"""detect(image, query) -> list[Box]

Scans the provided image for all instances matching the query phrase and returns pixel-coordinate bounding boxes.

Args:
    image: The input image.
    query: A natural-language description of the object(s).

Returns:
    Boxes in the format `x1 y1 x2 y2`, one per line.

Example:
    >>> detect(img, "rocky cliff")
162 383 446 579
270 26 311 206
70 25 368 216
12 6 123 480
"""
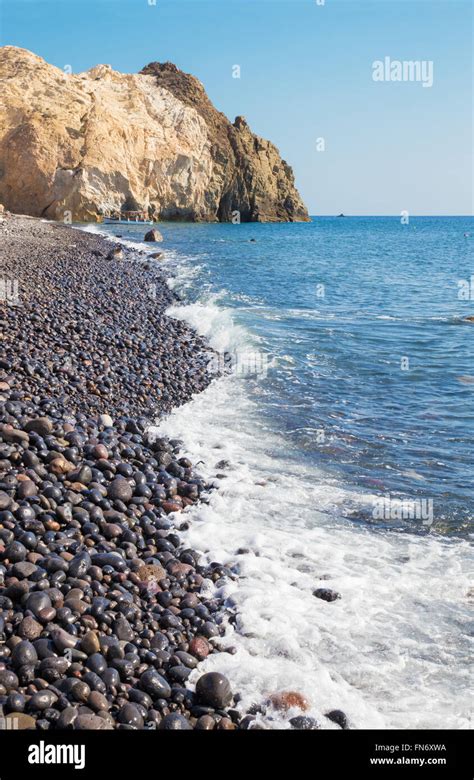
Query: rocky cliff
0 47 309 223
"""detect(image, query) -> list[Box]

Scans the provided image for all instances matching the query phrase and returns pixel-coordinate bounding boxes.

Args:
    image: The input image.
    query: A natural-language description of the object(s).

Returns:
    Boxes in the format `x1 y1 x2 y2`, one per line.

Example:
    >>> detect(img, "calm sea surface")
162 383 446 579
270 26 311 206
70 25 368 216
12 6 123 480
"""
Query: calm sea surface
101 216 474 533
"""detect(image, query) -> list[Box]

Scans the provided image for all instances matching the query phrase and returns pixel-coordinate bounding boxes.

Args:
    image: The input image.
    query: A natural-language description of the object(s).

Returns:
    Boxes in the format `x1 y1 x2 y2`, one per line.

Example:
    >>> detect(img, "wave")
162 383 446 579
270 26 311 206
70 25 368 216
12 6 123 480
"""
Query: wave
148 254 473 730
153 368 472 730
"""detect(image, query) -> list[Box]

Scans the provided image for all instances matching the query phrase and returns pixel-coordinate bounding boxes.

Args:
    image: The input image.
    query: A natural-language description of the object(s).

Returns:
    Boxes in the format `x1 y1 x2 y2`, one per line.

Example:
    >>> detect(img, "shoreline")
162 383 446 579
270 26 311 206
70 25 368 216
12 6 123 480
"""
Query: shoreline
0 214 344 731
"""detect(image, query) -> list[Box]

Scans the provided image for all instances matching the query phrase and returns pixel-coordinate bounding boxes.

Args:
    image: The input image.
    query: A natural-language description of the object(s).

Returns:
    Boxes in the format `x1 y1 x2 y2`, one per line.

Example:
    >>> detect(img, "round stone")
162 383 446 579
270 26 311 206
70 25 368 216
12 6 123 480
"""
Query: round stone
86 653 107 676
0 491 12 510
88 691 109 713
27 689 58 711
17 480 37 499
107 477 133 503
195 672 232 709
118 703 144 728
313 588 341 602
195 715 215 730
24 417 53 437
26 591 52 617
18 616 43 641
0 670 19 692
92 444 109 459
289 716 320 730
325 709 349 729
74 714 113 730
51 627 78 652
80 630 101 655
139 669 171 699
11 640 38 668
188 636 210 661
268 691 310 712
57 707 79 729
159 713 192 730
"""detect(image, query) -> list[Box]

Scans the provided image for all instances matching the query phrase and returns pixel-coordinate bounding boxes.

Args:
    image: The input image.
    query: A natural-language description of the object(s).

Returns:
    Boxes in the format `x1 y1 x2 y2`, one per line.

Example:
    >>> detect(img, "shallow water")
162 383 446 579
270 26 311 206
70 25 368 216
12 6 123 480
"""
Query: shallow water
80 217 473 729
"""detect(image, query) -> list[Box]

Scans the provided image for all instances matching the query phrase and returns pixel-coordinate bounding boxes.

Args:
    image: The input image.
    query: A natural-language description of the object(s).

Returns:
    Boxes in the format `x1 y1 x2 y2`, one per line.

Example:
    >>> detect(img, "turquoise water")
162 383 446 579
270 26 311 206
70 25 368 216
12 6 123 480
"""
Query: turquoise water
105 216 473 535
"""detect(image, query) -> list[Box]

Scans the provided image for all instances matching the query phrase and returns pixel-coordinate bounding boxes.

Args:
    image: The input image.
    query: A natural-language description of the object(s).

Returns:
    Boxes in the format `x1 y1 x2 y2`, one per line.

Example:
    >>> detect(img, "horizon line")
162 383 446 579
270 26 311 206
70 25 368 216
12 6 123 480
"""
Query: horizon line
311 214 473 218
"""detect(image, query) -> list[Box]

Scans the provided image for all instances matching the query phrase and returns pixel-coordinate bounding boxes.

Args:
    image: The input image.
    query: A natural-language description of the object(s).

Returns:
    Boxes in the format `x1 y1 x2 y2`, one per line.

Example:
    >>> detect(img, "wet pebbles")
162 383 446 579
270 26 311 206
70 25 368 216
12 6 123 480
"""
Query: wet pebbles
0 217 241 730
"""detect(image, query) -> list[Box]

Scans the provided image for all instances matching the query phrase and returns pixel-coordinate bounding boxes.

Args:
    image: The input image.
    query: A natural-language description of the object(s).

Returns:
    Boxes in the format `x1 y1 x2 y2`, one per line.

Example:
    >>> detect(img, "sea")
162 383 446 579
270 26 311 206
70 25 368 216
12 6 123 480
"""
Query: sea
81 216 473 729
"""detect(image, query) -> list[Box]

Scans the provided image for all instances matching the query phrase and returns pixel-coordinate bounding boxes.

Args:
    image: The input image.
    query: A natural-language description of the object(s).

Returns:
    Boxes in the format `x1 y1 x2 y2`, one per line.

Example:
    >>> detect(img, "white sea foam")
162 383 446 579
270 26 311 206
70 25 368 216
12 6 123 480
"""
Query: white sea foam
149 278 473 731
76 223 169 256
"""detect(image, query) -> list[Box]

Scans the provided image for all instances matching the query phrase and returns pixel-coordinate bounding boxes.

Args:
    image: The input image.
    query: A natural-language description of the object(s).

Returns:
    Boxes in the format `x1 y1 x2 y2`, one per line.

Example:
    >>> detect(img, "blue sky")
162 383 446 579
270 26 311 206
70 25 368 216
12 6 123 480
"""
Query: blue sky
1 0 472 215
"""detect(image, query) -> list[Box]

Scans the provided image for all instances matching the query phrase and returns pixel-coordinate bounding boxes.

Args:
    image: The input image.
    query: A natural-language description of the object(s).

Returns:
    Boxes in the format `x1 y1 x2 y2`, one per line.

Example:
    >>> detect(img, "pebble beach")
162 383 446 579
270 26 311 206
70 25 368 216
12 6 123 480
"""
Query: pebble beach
0 215 249 731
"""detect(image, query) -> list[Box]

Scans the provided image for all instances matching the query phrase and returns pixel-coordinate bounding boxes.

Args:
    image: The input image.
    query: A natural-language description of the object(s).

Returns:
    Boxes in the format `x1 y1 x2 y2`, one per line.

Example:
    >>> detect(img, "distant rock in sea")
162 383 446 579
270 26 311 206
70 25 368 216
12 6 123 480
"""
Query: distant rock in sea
0 47 309 223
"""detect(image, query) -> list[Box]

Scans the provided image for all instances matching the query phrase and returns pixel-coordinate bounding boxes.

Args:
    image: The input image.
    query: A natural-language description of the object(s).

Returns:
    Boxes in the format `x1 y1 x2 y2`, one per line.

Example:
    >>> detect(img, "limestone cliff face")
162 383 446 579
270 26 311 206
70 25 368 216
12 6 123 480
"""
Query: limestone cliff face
0 47 309 223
